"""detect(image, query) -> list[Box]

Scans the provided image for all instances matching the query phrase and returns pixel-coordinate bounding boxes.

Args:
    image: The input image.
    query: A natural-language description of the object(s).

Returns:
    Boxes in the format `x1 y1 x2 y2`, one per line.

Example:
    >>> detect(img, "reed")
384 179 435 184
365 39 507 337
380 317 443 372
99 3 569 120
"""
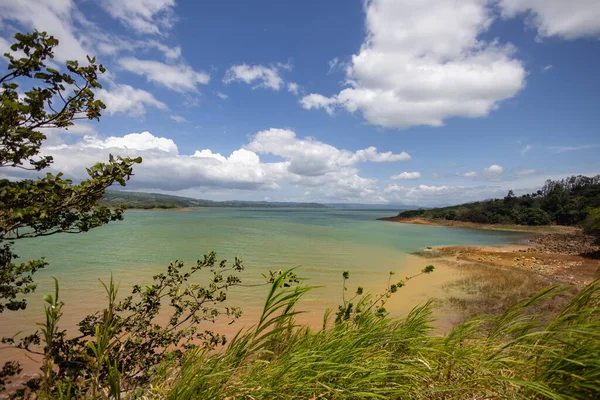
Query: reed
148 273 600 399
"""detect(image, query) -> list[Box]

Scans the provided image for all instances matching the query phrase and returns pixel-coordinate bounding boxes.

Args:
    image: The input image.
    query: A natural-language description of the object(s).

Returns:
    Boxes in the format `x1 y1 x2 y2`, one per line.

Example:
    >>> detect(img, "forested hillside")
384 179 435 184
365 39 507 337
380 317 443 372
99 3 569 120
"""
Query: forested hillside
394 175 600 227
100 190 328 209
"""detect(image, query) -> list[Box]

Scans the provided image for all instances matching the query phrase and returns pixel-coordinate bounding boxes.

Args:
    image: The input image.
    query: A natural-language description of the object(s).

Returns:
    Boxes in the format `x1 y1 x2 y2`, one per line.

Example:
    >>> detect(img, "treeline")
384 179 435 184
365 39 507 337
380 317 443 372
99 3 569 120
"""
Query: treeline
397 175 600 226
100 190 328 209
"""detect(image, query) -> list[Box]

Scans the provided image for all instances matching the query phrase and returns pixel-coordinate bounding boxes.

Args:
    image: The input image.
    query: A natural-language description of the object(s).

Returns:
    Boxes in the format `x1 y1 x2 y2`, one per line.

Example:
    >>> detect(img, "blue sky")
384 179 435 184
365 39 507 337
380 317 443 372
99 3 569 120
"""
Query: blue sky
1 0 599 205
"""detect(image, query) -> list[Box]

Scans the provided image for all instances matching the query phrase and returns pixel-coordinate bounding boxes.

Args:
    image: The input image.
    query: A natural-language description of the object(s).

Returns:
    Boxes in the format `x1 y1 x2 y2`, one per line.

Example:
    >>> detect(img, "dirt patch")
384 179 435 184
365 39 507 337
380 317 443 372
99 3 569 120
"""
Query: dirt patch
430 232 599 287
413 231 599 321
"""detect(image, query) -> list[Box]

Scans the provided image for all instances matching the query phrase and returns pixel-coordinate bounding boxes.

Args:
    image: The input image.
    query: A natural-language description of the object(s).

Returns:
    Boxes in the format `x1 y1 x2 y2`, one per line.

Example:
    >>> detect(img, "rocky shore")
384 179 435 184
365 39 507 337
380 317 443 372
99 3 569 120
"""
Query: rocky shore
427 231 599 286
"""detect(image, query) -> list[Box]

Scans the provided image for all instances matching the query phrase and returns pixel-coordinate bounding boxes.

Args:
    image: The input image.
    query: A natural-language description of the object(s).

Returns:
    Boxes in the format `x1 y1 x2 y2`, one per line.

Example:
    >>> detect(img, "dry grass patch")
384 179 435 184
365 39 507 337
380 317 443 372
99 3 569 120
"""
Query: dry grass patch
443 262 577 321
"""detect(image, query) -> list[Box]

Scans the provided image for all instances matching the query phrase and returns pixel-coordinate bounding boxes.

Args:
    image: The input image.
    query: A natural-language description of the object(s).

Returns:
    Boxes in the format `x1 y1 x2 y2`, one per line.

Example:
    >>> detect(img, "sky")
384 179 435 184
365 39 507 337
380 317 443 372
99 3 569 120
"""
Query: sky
0 0 599 206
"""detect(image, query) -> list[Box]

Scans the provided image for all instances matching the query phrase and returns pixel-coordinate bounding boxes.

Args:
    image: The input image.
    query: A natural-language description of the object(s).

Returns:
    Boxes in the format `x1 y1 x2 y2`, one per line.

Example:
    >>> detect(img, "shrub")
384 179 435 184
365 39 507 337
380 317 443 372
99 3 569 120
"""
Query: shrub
583 208 600 244
516 208 552 226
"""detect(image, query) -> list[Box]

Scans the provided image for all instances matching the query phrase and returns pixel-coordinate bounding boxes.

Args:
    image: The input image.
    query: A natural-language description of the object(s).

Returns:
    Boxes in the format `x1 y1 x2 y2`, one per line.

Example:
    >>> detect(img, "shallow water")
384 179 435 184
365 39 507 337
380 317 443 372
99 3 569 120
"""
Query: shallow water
1 208 526 368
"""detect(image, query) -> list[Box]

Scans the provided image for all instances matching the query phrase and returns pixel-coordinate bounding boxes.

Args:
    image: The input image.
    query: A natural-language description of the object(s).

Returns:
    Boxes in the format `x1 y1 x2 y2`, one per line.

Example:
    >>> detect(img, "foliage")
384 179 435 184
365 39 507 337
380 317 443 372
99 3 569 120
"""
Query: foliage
0 30 141 314
2 252 249 397
396 175 600 227
149 276 600 400
583 208 600 244
0 30 141 392
336 266 435 324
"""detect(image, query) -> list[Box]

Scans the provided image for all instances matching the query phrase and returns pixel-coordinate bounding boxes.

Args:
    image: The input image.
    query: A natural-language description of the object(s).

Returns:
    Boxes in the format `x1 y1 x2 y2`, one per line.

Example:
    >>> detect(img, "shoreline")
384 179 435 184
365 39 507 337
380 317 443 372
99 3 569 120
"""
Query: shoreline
378 216 577 234
407 230 599 324
414 231 599 287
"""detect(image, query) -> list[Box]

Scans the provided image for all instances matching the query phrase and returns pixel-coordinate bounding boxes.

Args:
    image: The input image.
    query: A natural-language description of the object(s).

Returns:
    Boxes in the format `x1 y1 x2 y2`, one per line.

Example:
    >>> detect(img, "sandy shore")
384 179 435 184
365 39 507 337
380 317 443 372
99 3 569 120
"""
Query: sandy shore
378 216 578 234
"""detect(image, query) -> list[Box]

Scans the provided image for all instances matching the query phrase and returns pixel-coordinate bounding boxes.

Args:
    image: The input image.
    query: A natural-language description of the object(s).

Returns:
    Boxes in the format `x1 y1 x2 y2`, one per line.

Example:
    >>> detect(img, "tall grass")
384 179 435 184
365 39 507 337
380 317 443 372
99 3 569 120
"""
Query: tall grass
144 271 600 399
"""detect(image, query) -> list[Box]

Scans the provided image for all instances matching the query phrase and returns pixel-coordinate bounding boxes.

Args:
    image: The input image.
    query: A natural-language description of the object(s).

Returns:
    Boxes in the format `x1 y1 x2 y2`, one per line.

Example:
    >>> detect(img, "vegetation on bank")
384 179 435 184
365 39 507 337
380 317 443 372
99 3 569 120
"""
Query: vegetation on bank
100 190 328 209
149 274 600 400
393 175 600 231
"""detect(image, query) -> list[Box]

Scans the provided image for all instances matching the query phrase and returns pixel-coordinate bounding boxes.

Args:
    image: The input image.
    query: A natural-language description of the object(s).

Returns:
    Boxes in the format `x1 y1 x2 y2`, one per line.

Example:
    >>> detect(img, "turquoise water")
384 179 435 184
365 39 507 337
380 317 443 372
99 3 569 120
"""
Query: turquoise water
2 208 526 338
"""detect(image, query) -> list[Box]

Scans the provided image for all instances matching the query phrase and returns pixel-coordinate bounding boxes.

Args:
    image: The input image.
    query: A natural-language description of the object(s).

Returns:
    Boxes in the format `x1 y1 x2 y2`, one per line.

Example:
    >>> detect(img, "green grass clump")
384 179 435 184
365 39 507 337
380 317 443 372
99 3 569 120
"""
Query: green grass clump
145 271 600 400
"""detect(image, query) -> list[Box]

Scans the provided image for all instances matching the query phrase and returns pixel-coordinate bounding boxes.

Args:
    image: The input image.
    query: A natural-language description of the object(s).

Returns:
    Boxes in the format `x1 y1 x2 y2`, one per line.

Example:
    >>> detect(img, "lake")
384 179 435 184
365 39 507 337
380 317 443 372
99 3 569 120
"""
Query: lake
1 208 526 364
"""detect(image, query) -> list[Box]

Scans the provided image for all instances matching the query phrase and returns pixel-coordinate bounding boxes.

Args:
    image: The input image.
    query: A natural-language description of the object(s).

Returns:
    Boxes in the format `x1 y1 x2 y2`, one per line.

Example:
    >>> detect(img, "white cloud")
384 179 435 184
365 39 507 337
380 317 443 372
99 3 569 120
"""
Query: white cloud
516 169 537 176
170 115 188 123
223 64 286 91
484 164 504 174
144 40 182 60
542 65 553 72
19 129 592 206
287 82 300 95
498 0 600 39
464 171 478 177
42 134 277 191
0 36 13 59
98 84 168 117
118 57 210 93
520 144 532 156
353 147 411 162
548 144 599 153
62 123 98 135
90 131 178 153
384 184 467 205
0 0 90 62
216 92 229 100
29 129 409 198
245 128 410 178
99 0 176 35
301 0 526 129
390 172 421 180
300 94 337 115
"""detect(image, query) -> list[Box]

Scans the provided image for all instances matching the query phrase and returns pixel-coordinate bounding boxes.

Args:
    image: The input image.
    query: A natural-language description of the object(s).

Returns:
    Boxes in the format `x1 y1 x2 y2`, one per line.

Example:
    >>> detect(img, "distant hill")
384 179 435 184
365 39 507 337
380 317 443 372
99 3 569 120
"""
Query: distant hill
383 175 600 227
326 203 422 211
100 191 328 209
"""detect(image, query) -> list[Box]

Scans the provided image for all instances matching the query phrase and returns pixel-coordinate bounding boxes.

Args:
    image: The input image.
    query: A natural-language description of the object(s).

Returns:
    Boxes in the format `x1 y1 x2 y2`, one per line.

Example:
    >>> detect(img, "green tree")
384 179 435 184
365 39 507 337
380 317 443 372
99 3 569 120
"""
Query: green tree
583 208 600 244
0 31 141 314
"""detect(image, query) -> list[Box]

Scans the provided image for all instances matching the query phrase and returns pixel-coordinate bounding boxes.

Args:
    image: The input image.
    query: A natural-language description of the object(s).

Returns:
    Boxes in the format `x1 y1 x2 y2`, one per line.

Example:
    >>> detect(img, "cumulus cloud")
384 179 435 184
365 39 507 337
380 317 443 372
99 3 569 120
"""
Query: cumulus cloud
390 172 421 180
118 57 210 93
223 64 287 91
245 128 410 177
98 84 168 117
215 92 229 100
14 129 586 205
99 0 177 35
498 0 600 39
484 164 505 175
41 132 279 191
30 129 409 198
300 0 526 129
464 171 478 177
300 94 338 115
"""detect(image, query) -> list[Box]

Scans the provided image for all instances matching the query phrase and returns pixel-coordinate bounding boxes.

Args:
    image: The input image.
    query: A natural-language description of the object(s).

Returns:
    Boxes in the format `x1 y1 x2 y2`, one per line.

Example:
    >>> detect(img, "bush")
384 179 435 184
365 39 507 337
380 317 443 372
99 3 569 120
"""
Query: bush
583 208 600 244
516 208 552 226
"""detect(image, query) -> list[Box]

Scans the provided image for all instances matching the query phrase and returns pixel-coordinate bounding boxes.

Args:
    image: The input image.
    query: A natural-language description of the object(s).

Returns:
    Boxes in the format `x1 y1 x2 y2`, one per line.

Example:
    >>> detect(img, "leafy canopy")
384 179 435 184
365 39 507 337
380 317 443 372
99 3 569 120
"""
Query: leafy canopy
0 30 141 313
